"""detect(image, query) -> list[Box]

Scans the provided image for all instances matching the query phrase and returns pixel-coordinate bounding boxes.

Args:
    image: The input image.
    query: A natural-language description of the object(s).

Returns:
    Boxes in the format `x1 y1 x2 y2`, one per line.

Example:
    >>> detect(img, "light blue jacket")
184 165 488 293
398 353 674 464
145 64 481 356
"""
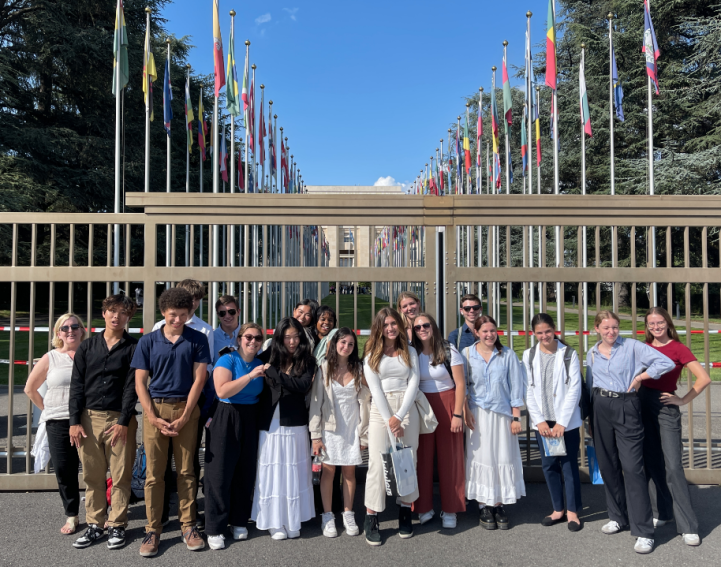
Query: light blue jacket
461 344 527 419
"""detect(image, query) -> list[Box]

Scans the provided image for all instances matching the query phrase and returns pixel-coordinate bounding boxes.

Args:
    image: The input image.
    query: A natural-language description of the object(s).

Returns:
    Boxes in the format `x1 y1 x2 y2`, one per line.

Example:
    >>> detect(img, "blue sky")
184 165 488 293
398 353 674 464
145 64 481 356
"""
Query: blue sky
164 0 551 189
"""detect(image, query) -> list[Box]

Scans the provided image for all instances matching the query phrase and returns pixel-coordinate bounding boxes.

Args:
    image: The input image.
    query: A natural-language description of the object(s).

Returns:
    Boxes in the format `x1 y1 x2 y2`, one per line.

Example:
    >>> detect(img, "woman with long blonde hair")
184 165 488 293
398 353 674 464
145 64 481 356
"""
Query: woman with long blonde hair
397 291 421 342
642 307 709 547
362 307 420 546
25 313 88 535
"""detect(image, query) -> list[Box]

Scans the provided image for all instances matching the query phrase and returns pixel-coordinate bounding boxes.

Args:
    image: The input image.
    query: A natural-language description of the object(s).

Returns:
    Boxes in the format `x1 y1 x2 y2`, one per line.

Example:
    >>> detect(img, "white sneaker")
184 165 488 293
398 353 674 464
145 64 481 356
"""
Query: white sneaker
342 511 360 536
440 512 457 529
286 528 301 539
634 537 654 554
683 533 701 546
207 534 225 550
602 520 622 534
322 512 338 538
231 526 248 540
653 518 668 527
418 510 435 525
269 527 287 541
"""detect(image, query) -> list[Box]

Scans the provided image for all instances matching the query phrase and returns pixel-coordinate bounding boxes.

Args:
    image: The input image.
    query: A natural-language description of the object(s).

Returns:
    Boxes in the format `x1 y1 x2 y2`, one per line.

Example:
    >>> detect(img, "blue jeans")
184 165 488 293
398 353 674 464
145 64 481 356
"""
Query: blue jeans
535 426 582 513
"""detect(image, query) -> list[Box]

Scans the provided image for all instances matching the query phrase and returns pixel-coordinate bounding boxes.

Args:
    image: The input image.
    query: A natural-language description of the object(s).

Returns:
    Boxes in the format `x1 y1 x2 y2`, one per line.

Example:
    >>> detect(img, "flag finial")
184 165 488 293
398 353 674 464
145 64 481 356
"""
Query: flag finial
457 116 461 120
260 84 264 89
245 40 250 46
269 100 273 106
274 114 277 119
492 66 497 71
581 43 585 49
230 9 236 16
145 6 151 13
527 11 532 18
186 64 191 69
535 85 540 92
608 12 614 19
440 139 443 143
480 87 484 92
251 64 256 70
166 37 171 44
466 102 470 108
503 40 508 47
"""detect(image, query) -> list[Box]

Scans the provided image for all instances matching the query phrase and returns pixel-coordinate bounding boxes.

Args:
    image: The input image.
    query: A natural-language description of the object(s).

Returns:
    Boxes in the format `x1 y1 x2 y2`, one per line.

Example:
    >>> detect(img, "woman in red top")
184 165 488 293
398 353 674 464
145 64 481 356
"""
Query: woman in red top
642 307 710 547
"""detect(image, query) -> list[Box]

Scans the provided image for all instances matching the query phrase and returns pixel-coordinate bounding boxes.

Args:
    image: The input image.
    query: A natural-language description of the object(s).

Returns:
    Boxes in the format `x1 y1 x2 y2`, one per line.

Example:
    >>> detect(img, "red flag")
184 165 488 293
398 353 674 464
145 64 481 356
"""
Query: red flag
212 0 225 97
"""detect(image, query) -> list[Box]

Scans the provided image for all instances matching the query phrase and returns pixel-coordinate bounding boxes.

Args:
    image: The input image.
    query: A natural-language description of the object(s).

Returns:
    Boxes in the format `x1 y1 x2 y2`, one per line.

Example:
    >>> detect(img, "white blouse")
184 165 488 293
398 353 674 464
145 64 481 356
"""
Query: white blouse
40 350 74 423
363 347 420 422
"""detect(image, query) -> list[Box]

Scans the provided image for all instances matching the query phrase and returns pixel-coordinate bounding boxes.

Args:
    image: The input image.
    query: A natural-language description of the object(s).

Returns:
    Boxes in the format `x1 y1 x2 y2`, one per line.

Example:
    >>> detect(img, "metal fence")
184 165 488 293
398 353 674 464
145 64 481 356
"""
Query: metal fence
1 193 719 489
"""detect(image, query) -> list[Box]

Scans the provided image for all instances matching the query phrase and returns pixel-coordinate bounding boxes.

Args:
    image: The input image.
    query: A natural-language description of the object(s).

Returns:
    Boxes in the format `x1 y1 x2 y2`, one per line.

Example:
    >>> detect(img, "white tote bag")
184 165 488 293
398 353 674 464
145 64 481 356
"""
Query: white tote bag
381 425 417 498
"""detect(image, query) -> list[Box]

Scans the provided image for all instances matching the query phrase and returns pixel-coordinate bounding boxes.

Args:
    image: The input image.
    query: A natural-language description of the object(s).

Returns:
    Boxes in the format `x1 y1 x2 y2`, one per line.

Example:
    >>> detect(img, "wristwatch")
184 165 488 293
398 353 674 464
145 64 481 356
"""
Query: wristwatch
453 413 463 419
512 417 520 422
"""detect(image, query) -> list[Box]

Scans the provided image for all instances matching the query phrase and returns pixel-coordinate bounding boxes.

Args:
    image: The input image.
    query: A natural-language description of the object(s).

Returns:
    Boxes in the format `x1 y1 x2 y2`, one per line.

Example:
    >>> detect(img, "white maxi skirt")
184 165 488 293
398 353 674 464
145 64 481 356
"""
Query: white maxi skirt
465 405 526 505
251 412 315 532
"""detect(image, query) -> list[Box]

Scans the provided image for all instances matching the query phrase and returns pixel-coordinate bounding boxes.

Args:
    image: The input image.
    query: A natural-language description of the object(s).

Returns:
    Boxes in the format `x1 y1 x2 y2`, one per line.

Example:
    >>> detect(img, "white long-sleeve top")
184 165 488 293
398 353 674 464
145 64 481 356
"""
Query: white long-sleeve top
363 346 420 422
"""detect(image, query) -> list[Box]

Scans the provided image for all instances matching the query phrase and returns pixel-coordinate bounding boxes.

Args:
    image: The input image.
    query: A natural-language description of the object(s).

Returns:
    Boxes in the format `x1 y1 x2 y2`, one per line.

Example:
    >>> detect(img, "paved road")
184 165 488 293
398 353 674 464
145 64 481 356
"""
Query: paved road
1 482 720 567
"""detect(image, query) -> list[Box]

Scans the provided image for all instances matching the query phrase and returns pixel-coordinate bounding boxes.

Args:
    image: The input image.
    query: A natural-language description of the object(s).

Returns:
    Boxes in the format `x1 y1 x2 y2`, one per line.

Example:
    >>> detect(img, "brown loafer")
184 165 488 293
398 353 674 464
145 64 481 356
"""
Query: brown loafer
182 526 205 551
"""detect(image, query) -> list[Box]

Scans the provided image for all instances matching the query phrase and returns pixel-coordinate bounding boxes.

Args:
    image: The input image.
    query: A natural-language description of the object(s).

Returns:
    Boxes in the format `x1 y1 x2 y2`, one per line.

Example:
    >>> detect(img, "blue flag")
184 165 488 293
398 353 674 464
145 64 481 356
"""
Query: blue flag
612 47 625 122
163 57 172 136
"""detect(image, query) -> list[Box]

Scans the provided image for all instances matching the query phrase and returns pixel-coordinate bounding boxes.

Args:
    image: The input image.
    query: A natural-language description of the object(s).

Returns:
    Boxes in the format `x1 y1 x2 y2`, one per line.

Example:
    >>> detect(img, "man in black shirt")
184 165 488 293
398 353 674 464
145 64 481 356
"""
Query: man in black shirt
68 295 138 550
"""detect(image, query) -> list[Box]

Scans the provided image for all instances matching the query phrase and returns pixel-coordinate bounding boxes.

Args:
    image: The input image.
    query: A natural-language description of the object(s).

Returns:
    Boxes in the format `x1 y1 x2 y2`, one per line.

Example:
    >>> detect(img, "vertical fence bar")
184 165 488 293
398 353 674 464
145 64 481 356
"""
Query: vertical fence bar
6 225 18 473
106 224 111 298
26 224 37 473
262 225 267 334
595 227 600 313
701 227 711 468
666 227 672 314
683 226 693 468
631 227 637 339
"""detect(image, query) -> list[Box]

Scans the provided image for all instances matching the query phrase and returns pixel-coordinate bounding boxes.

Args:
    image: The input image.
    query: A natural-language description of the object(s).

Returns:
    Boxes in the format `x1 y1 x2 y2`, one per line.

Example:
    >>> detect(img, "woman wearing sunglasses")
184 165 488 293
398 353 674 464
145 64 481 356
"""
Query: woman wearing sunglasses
410 314 466 529
252 317 317 540
642 307 709 547
462 315 526 530
205 323 268 549
26 313 88 535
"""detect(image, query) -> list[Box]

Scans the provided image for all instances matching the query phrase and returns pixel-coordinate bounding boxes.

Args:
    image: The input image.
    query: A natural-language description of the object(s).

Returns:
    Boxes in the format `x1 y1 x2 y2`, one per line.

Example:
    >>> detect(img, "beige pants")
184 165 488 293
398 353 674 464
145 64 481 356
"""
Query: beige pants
78 410 137 527
143 400 200 533
364 391 420 512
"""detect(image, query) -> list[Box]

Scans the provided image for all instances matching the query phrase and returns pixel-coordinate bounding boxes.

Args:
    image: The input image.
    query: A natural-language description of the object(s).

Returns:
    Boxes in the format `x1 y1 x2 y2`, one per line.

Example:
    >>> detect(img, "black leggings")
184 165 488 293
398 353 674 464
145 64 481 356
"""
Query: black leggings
46 419 81 517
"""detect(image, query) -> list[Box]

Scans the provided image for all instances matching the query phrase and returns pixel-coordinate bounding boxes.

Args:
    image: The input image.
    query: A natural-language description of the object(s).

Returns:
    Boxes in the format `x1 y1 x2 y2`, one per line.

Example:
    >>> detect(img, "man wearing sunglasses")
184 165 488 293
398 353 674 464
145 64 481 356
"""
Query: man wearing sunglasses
448 293 483 351
213 295 241 365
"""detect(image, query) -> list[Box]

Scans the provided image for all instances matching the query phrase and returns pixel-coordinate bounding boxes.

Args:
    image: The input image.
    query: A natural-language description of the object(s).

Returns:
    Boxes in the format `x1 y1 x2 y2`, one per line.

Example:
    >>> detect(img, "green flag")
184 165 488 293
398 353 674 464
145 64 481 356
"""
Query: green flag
225 20 240 116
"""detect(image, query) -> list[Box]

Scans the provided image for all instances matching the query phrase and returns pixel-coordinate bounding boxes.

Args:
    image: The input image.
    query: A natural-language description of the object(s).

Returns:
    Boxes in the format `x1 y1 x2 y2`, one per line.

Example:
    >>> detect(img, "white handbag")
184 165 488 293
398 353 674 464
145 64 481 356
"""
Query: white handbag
381 425 417 498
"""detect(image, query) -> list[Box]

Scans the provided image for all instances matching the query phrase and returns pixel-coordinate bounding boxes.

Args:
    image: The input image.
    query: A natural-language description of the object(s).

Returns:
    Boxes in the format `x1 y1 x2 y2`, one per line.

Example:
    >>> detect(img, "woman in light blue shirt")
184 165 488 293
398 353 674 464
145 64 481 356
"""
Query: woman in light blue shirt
585 310 674 555
462 315 526 531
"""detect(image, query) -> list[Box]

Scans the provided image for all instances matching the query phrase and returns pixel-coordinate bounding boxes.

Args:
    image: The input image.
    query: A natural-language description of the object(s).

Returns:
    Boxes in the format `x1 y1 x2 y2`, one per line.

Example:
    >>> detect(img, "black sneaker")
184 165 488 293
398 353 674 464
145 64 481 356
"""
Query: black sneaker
494 506 509 530
398 506 413 539
480 506 497 530
107 527 126 549
73 524 105 548
364 514 382 547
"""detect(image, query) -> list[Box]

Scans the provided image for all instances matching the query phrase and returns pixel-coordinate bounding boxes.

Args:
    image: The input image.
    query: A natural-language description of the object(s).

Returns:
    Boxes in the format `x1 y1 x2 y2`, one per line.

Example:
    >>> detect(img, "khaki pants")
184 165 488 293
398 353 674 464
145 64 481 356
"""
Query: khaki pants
364 391 420 512
143 400 200 533
78 410 137 528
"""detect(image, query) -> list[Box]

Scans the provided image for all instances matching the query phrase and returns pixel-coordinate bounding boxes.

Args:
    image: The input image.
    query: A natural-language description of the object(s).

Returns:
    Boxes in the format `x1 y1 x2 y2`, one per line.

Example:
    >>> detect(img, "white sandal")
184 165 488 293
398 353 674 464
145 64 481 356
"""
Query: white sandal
61 516 79 535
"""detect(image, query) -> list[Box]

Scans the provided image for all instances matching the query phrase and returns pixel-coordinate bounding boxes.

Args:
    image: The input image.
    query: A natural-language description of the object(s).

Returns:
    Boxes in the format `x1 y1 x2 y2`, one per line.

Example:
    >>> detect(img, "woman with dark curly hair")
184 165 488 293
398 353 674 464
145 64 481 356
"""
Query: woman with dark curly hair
252 317 317 541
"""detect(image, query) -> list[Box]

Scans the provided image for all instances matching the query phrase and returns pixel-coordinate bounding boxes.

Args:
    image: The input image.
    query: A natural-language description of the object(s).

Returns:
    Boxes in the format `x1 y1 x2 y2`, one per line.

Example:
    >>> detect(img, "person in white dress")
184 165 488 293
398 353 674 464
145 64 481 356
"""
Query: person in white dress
310 327 370 538
252 317 317 540
462 315 526 531
25 313 88 535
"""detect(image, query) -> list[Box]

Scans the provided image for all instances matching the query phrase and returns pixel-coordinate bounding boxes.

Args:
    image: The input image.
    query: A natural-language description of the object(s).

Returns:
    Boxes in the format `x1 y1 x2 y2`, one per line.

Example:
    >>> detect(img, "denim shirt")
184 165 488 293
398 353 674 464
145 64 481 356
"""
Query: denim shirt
585 337 674 396
461 344 526 418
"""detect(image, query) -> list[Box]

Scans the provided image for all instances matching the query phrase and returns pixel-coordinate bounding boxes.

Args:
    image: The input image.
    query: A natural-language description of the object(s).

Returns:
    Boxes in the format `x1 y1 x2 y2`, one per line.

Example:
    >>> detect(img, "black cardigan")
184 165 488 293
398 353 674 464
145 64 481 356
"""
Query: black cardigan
257 349 316 431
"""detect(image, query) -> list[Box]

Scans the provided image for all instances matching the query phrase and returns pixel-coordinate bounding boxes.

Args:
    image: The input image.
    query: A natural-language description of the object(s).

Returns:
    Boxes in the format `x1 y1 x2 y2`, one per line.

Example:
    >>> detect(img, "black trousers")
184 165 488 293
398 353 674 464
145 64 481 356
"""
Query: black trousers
592 393 654 539
46 419 81 517
203 402 259 536
639 387 699 534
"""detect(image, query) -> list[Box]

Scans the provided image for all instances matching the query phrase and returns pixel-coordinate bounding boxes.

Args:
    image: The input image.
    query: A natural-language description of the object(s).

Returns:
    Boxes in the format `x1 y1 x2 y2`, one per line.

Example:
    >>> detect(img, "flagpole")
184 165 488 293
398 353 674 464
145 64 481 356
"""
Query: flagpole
113 0 123 295
477 87 483 195
260 84 265 194
503 41 510 196
144 7 151 194
252 64 257 323
165 38 172 285
185 64 191 267
447 129 452 195
212 62 220 329
527 12 533 200
647 1 657 306
439 139 444 195
457 116 462 194
582 43 589 350
535 85 543 313
244 41 250 193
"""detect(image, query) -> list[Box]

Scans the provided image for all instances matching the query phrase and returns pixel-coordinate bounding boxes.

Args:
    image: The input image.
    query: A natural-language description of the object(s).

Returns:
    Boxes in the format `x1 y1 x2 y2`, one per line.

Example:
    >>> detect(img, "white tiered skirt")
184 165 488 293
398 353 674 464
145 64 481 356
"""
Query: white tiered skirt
251 409 315 532
465 405 526 505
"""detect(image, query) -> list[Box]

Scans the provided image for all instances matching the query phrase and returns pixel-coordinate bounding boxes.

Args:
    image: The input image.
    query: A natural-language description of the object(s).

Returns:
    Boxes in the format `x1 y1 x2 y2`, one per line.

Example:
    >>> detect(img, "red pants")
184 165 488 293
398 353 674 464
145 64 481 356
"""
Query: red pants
413 389 466 514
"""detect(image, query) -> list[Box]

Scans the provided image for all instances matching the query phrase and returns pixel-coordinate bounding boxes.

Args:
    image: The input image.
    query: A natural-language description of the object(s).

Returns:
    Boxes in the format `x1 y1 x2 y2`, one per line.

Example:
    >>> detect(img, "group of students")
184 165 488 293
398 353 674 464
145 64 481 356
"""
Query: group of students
25 282 709 556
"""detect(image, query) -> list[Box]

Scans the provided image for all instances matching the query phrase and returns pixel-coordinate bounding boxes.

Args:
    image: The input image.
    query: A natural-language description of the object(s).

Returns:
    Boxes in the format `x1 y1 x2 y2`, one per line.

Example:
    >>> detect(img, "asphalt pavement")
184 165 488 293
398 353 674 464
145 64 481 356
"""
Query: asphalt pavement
1 481 719 567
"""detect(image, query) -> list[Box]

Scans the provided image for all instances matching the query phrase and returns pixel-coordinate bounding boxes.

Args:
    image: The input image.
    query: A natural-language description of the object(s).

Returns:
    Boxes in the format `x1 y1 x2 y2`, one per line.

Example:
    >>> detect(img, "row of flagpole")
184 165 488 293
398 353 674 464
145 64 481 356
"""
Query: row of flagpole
407 0 662 334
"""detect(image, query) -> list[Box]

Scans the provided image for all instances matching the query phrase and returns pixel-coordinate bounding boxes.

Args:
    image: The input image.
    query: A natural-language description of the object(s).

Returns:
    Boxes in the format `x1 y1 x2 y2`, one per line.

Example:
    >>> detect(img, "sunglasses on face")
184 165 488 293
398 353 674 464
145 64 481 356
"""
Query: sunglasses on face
60 324 81 333
461 304 482 313
218 309 237 317
242 334 263 342
414 323 432 331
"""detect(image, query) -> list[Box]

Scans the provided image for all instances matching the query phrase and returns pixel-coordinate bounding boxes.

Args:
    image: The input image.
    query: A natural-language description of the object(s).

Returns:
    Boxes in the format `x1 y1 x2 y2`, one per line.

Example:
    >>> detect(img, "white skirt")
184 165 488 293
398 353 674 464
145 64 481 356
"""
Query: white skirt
251 413 316 532
465 405 526 505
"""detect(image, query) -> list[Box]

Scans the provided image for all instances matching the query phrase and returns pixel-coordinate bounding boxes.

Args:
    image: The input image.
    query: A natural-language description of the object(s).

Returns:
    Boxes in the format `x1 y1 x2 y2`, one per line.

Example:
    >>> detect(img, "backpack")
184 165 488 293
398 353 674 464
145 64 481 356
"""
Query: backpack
442 340 454 379
130 443 147 503
528 344 590 420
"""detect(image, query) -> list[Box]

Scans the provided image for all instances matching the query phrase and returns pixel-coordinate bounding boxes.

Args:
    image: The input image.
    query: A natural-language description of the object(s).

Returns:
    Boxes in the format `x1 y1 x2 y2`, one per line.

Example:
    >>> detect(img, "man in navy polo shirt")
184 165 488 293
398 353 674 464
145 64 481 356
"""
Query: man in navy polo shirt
133 288 211 557
448 293 483 351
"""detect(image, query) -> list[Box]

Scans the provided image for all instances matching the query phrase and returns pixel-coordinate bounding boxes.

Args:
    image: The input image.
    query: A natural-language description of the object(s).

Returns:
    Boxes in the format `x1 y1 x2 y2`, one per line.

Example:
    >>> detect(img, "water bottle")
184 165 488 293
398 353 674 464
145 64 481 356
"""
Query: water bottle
312 454 323 485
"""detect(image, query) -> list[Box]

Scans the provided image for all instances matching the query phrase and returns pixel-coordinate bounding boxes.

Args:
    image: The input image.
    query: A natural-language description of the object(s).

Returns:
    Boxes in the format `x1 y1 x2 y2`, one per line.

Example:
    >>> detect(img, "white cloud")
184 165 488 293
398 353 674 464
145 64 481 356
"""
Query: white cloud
374 176 409 193
255 13 271 24
283 7 299 20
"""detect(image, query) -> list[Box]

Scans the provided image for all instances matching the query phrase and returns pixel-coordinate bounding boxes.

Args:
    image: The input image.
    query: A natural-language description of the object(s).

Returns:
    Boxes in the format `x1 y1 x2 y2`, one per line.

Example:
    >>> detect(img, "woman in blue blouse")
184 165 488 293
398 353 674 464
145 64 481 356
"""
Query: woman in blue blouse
205 322 268 550
462 315 526 531
585 310 674 555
